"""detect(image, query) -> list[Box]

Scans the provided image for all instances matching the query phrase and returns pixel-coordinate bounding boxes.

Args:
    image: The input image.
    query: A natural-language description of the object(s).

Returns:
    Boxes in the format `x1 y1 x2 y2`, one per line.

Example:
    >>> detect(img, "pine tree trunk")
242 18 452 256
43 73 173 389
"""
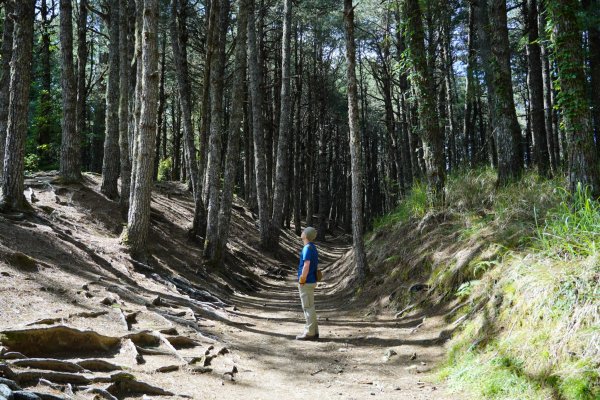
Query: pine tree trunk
204 0 230 257
76 0 88 178
486 0 523 184
402 0 445 200
463 2 476 167
213 0 248 262
101 0 121 200
525 0 550 177
546 0 600 196
154 33 166 181
0 0 14 184
118 0 131 210
200 0 215 204
247 0 271 248
344 0 368 283
123 0 160 254
0 0 35 211
59 0 81 183
583 0 600 154
170 0 207 243
269 0 293 245
37 0 53 147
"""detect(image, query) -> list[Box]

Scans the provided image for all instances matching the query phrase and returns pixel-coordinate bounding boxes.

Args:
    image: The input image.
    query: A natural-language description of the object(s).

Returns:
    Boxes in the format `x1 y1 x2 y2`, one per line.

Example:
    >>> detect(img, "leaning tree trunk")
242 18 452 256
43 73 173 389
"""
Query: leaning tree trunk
247 0 271 248
402 0 445 200
0 0 35 211
343 0 368 283
213 0 248 263
204 0 230 258
101 0 121 200
487 0 523 184
118 0 131 211
0 0 14 184
525 0 550 177
170 0 206 240
123 0 160 254
59 0 81 183
546 0 600 196
76 0 88 176
269 0 293 245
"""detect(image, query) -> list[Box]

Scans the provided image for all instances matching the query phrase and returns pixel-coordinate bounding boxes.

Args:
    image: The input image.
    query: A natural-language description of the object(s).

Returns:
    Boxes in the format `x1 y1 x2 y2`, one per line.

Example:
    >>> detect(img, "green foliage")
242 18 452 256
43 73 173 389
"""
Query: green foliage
24 153 40 174
157 157 173 182
536 184 600 259
372 181 430 229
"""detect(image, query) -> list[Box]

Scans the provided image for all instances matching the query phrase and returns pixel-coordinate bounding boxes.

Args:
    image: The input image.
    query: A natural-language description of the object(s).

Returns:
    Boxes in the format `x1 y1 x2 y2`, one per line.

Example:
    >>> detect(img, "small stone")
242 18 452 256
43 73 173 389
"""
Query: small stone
85 292 94 298
152 296 163 306
0 384 13 400
1 272 10 277
217 347 229 355
410 352 417 360
384 349 397 358
0 379 20 391
101 296 117 306
12 392 41 400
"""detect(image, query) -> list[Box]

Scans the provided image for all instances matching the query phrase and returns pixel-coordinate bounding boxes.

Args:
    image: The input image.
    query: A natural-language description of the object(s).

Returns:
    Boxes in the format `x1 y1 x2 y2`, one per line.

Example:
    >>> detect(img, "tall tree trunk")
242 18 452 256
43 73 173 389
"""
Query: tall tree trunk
200 0 215 203
343 0 368 283
269 0 293 245
0 0 35 211
76 0 88 179
38 0 53 147
247 0 271 248
0 0 14 184
486 0 523 184
546 0 600 196
101 0 121 200
154 33 166 181
204 0 230 257
463 2 476 167
170 0 207 242
124 0 160 254
213 0 248 262
118 0 131 210
525 0 550 176
59 0 81 183
402 0 445 200
583 0 600 154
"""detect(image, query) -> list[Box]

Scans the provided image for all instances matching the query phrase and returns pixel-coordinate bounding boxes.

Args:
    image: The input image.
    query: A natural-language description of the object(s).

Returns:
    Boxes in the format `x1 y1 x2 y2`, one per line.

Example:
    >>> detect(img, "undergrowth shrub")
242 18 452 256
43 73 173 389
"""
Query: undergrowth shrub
157 157 172 182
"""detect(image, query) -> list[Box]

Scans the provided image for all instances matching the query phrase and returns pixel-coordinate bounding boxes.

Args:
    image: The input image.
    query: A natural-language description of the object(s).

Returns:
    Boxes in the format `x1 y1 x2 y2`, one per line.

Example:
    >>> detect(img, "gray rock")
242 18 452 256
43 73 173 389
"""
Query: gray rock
0 384 13 400
12 392 41 400
0 379 20 391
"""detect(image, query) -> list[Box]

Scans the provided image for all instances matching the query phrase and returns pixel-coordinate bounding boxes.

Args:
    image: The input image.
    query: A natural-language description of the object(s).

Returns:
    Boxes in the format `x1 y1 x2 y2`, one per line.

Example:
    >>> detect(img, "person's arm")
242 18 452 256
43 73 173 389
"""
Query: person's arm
299 260 311 284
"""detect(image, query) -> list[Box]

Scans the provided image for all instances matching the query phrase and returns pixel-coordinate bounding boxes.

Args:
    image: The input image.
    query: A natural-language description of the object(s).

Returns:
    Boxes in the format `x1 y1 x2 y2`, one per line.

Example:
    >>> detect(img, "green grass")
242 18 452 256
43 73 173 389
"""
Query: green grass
372 181 430 230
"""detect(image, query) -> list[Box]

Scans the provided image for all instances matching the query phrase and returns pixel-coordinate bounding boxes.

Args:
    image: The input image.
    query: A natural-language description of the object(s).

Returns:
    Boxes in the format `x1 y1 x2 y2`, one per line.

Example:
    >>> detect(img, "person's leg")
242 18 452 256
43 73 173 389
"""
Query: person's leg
298 283 318 335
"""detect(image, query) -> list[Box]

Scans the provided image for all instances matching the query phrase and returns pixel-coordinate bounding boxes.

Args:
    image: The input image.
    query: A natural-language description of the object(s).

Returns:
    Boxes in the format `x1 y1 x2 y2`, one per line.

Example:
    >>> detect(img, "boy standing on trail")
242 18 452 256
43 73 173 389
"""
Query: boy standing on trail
296 227 319 341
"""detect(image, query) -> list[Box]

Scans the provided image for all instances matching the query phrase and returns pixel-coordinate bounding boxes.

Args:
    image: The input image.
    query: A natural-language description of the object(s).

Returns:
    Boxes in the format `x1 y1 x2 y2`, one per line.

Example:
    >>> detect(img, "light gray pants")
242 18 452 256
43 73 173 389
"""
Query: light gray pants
298 283 318 335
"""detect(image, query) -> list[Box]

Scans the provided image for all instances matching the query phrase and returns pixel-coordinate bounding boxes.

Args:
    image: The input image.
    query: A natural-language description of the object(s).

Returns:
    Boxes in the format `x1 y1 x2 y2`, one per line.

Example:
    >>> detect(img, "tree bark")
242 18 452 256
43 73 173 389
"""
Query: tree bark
76 0 88 179
37 0 54 147
546 0 600 196
343 0 368 283
402 0 445 200
525 0 550 177
486 0 523 184
213 0 248 262
204 0 230 257
101 0 121 200
247 0 271 248
0 0 35 211
0 0 14 184
269 0 293 245
154 33 166 181
123 0 160 254
118 0 132 210
583 0 600 155
170 0 207 242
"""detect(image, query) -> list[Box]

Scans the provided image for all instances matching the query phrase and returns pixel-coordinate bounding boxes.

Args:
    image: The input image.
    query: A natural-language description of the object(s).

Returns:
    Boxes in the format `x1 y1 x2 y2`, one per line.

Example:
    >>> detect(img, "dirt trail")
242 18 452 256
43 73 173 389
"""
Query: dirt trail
0 174 458 399
205 236 457 400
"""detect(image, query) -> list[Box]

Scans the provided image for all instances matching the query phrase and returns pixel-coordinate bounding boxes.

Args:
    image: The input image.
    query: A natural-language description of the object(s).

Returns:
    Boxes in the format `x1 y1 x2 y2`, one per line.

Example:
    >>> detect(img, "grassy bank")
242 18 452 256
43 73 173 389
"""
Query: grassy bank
366 168 599 400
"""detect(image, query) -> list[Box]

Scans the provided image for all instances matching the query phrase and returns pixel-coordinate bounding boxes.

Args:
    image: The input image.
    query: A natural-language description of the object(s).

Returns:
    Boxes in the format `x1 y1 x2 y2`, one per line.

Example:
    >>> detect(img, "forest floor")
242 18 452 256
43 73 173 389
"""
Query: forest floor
0 172 458 399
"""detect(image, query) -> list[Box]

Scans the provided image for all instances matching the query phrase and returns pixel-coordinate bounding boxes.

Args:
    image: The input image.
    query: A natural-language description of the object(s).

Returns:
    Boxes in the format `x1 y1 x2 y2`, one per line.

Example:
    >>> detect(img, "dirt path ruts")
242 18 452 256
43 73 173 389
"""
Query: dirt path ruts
201 238 457 400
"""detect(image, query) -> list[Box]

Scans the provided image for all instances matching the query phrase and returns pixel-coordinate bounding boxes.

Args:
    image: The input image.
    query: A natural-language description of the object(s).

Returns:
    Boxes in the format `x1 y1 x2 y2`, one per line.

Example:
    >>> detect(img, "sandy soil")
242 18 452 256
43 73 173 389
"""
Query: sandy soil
0 173 459 399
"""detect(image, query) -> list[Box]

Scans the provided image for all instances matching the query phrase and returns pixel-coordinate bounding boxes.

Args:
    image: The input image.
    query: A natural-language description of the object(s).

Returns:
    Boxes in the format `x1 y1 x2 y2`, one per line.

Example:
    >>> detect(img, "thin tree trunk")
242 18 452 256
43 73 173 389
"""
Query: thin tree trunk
525 0 550 176
546 0 600 196
170 0 207 242
154 33 166 181
118 0 131 210
76 0 88 179
0 0 14 184
38 0 53 147
123 0 160 254
213 0 248 262
463 2 476 167
402 0 445 200
269 0 293 245
247 0 271 248
200 0 215 203
0 0 35 211
101 0 121 200
344 0 368 283
583 0 600 154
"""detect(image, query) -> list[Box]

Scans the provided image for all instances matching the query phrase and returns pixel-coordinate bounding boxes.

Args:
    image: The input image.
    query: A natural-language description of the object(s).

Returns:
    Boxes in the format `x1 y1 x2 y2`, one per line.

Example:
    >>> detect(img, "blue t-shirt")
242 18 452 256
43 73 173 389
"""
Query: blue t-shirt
298 242 319 283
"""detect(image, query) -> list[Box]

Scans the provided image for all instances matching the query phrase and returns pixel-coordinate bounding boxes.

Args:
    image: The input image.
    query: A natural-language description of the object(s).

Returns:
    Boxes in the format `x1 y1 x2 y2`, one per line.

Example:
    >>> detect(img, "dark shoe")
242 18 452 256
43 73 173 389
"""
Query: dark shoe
295 333 318 341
